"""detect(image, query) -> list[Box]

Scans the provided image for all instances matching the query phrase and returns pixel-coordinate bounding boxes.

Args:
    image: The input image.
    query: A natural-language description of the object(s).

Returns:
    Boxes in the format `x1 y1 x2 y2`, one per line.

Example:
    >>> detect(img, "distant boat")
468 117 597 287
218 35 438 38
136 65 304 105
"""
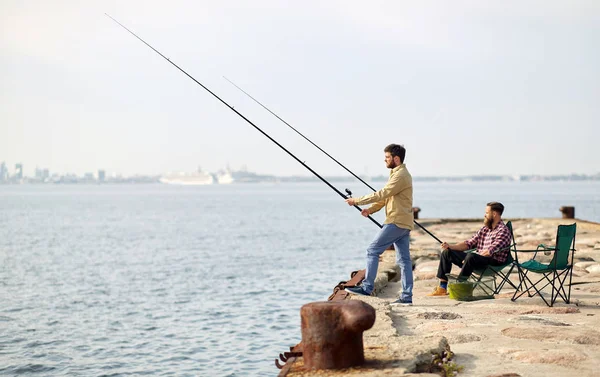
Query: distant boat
216 169 234 184
160 168 214 185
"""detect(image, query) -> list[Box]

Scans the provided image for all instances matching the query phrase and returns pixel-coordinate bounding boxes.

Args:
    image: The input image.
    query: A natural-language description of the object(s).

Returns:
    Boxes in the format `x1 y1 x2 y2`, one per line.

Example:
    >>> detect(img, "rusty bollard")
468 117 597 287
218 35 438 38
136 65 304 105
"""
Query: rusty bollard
560 206 575 219
301 300 376 370
412 207 421 219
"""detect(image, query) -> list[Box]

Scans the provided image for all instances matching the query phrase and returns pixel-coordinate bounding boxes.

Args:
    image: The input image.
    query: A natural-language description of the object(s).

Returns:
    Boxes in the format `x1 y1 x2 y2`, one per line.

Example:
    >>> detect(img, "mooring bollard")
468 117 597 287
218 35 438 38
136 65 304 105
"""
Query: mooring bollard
412 207 421 219
300 300 376 370
560 206 575 219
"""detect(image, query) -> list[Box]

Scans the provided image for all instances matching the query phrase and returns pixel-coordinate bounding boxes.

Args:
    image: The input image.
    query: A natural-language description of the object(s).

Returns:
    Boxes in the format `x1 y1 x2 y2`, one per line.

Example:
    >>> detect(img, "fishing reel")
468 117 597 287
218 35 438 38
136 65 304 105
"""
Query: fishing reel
345 188 352 197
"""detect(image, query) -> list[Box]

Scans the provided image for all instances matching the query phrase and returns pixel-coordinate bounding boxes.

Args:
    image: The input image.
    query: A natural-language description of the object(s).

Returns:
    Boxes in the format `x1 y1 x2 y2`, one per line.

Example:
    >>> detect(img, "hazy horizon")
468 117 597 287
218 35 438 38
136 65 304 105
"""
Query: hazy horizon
2 1 599 177
1 161 599 179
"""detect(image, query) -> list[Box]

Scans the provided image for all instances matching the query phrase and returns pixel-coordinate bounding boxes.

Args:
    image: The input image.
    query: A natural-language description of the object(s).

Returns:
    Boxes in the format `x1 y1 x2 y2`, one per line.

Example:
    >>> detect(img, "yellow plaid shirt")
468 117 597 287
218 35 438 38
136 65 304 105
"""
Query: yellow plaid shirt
354 164 414 230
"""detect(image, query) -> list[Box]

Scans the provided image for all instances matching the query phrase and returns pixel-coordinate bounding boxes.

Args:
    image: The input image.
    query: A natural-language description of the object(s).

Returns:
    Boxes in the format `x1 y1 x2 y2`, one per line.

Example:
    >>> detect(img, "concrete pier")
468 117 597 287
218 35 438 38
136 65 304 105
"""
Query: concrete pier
282 218 600 377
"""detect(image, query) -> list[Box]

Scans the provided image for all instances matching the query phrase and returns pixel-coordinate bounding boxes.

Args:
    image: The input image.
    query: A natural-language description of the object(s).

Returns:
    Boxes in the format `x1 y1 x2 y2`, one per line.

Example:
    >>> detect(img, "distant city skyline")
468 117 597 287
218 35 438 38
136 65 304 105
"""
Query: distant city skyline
0 160 238 178
1 159 599 182
2 2 599 177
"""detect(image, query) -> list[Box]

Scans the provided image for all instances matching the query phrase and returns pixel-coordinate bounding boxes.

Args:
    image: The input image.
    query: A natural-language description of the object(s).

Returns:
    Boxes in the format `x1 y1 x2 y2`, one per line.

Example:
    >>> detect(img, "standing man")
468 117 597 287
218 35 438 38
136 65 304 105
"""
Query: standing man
344 144 414 306
428 202 512 296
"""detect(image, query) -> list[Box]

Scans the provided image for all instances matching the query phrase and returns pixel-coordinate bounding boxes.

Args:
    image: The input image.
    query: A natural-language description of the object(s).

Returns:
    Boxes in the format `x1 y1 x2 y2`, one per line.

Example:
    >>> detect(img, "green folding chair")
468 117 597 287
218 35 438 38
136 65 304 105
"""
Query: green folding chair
511 223 576 307
468 221 519 295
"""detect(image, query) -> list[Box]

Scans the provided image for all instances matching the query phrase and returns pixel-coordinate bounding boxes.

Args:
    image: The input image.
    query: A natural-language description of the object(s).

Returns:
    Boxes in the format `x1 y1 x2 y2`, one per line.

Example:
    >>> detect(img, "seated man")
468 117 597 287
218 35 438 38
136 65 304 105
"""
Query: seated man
428 201 512 296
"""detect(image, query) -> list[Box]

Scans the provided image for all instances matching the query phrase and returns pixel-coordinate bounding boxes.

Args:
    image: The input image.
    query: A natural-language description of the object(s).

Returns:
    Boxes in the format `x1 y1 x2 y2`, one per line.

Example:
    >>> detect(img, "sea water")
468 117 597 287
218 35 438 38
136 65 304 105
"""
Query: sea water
1 181 598 376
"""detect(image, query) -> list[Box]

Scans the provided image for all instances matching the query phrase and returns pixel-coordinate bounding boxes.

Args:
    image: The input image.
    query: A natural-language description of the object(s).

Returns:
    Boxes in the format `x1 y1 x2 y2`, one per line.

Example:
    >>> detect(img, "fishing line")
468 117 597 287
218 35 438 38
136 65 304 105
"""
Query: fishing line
105 14 383 229
223 76 443 243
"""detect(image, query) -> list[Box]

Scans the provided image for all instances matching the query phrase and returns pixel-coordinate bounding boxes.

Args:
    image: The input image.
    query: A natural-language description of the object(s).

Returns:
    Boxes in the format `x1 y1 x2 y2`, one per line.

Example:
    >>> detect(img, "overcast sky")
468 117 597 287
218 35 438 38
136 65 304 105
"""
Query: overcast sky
1 1 598 177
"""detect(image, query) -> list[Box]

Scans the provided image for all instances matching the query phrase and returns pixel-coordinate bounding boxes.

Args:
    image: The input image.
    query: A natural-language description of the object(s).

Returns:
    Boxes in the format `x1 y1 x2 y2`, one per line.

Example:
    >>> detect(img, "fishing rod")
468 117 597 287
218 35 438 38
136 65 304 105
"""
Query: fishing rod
223 77 443 244
105 14 383 229
224 76 378 192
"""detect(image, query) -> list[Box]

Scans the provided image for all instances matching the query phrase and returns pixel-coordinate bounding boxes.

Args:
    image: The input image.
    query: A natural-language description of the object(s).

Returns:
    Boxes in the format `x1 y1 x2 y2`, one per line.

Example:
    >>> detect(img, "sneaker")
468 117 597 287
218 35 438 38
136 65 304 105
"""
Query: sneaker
390 298 413 306
344 286 372 296
427 286 448 297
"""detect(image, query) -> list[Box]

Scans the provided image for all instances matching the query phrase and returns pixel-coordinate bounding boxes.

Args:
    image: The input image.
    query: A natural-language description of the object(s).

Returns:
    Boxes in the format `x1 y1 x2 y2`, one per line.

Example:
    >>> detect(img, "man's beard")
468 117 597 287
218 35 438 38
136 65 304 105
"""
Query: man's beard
484 216 493 229
387 160 397 169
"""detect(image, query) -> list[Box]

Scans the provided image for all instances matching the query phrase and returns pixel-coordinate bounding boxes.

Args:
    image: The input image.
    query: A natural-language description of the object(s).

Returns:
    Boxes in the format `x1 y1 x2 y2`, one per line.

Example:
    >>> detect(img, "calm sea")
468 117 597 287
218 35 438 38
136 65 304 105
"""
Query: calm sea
1 181 599 376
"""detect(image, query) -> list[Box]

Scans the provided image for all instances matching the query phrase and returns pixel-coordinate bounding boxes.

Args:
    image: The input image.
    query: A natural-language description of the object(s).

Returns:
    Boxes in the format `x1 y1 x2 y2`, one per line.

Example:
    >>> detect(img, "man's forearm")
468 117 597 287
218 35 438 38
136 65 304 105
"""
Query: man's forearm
450 242 470 251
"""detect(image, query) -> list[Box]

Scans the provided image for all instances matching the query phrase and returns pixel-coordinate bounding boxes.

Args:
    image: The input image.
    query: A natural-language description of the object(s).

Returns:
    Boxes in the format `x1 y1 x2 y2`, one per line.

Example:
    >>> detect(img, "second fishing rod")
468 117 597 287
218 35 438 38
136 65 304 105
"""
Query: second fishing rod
223 76 443 244
105 14 383 229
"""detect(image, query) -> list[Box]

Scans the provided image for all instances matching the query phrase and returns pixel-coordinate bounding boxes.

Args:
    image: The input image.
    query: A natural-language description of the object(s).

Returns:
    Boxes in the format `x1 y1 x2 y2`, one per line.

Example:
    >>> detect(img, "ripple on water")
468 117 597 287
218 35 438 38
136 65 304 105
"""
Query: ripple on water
0 364 57 374
4 307 32 313
0 337 26 345
159 355 191 363
25 340 67 348
72 344 91 352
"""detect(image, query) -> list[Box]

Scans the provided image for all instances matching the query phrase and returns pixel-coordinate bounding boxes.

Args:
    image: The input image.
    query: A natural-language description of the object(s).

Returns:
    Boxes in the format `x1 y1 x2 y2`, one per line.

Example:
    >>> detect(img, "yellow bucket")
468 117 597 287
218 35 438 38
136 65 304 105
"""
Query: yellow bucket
448 281 475 300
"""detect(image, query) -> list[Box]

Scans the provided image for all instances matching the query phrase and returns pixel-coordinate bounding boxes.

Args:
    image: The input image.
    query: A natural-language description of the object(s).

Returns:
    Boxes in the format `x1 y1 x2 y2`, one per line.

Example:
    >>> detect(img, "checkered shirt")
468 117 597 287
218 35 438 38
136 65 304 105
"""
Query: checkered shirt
464 220 512 263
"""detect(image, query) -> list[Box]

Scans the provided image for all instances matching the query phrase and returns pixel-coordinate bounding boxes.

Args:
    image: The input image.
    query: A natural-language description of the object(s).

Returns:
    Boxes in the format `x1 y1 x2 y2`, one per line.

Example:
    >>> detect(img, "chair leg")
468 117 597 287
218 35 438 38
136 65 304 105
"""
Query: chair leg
512 265 528 301
521 270 534 297
528 273 556 297
551 268 571 305
567 266 573 304
533 274 552 307
516 271 553 307
470 268 496 296
512 265 573 308
550 271 557 306
494 264 517 294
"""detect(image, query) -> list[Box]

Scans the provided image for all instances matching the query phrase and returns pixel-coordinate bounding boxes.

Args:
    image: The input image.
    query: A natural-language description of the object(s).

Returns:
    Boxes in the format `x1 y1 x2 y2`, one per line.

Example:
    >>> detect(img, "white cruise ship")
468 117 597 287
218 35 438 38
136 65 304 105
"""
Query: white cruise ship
216 169 234 184
160 168 214 185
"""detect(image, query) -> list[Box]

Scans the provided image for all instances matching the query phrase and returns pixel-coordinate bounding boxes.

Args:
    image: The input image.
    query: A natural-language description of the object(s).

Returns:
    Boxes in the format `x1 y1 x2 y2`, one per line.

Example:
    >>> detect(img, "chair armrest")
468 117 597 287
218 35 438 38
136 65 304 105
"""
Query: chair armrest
536 244 555 256
537 244 556 250
514 248 555 263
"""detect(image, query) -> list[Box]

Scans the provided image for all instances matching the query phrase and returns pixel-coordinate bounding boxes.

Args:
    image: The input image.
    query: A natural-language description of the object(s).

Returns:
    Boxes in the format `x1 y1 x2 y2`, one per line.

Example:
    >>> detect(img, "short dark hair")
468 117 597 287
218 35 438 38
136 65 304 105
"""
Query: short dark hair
384 144 406 163
487 202 504 215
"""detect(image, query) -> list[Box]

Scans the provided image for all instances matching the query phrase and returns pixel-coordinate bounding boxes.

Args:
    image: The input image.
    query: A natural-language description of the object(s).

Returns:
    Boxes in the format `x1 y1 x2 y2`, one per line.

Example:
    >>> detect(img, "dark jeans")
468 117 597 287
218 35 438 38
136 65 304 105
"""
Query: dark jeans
436 249 502 281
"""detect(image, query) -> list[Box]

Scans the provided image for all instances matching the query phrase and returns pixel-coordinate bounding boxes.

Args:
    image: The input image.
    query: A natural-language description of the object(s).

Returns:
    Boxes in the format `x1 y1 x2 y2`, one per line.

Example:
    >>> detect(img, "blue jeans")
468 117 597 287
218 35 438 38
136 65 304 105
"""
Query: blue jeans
362 224 413 300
